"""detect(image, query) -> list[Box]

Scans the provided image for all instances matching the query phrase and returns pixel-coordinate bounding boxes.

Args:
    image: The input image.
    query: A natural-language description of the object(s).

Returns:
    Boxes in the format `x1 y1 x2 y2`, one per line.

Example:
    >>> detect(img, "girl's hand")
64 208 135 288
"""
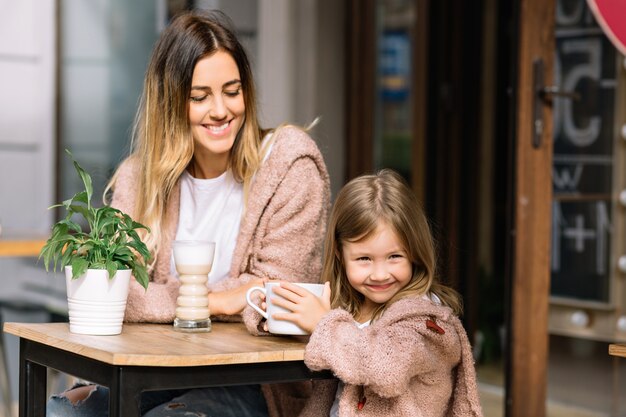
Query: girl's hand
271 281 331 333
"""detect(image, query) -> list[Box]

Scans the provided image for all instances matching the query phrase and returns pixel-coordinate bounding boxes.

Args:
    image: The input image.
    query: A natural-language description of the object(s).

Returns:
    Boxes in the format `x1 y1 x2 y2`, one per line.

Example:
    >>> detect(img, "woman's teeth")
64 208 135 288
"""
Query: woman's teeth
208 122 229 133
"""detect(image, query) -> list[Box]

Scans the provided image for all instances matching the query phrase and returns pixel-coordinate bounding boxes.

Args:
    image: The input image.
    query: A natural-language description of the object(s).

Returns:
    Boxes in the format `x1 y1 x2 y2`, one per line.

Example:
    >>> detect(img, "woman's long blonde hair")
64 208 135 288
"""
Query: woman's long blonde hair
105 10 268 266
322 169 462 320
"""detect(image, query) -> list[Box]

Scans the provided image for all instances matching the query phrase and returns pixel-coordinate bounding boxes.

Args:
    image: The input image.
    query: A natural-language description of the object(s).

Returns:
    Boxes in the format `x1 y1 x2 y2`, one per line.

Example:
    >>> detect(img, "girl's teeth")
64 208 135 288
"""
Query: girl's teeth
208 122 229 133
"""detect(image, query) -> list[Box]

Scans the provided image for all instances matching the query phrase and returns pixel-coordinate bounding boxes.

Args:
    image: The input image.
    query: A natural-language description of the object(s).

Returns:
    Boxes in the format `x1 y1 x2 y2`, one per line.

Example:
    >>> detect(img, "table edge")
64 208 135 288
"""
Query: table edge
3 322 307 366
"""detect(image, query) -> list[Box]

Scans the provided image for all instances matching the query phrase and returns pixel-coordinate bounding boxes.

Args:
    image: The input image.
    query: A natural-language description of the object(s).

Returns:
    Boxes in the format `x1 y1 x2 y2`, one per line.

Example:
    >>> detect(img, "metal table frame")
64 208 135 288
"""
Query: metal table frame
19 338 330 417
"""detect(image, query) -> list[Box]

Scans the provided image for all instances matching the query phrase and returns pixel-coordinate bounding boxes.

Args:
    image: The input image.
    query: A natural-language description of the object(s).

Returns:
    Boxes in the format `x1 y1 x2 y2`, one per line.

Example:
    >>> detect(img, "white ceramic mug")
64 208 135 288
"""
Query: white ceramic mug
246 282 324 335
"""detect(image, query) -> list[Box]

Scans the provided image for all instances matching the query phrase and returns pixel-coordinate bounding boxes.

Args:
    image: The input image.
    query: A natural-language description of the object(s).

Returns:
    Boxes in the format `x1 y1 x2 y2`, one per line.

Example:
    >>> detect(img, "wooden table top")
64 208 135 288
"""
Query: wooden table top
3 322 309 367
609 343 626 358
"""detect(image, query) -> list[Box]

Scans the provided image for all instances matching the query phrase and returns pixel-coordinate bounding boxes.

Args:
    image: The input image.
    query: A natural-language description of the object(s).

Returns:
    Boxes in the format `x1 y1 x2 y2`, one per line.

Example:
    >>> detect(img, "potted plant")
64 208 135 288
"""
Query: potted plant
40 150 151 335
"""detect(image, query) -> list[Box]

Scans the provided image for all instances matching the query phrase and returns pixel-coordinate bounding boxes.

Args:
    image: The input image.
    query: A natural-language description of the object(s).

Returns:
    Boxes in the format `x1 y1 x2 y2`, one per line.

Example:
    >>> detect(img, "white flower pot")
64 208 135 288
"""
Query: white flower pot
65 266 132 335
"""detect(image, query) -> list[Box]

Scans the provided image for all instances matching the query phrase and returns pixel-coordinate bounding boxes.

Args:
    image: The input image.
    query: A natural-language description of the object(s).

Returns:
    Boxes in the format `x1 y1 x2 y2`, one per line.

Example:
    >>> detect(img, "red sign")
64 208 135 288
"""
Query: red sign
587 0 626 55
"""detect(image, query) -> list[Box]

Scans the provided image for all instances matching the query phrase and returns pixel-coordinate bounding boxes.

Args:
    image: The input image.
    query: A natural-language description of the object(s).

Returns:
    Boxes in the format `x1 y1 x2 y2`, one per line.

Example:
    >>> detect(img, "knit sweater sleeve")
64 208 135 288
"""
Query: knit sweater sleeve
110 158 179 323
211 154 330 334
304 303 463 398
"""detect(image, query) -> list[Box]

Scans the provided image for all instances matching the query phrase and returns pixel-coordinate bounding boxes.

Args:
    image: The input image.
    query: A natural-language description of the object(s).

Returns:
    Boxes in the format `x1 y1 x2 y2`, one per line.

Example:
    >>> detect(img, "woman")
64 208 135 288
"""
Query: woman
47 9 330 417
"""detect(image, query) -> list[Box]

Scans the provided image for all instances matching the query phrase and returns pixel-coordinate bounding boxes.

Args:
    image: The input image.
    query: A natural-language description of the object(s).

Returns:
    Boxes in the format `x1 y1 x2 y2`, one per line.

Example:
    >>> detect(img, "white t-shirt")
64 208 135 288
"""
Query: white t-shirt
174 169 243 284
173 135 274 284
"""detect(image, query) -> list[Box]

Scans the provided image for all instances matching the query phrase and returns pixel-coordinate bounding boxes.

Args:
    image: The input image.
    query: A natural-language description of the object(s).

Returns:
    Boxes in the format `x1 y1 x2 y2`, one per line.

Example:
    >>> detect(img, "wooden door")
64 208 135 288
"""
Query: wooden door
505 0 555 416
345 1 557 415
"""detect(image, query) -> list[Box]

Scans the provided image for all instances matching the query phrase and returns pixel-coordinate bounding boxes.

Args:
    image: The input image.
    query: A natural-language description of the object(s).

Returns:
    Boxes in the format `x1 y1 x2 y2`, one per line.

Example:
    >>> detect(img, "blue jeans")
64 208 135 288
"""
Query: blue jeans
46 384 269 417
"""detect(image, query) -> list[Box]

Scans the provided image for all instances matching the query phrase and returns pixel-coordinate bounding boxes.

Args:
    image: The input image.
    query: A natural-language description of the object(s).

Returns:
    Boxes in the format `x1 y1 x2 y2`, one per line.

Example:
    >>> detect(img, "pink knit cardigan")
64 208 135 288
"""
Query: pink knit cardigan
298 297 484 417
110 126 330 337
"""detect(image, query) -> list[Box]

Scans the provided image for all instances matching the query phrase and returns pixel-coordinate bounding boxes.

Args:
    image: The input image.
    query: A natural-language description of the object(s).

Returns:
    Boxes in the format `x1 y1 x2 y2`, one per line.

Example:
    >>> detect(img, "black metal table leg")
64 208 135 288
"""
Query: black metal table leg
109 368 143 417
19 341 46 417
108 371 122 417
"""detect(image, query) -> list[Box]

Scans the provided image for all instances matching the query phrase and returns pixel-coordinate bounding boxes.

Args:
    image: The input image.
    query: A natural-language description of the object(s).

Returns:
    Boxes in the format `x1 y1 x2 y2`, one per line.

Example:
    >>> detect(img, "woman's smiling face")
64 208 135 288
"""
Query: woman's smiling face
188 50 245 164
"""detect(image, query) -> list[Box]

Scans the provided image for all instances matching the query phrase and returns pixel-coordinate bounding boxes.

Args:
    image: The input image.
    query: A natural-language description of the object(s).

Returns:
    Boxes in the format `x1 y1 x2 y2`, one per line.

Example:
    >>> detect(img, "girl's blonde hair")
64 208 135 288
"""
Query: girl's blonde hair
105 10 268 267
322 169 462 320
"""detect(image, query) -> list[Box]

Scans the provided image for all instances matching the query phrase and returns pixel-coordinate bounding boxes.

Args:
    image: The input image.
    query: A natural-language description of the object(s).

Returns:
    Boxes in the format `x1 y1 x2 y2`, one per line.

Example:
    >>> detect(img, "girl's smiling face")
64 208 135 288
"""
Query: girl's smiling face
188 50 245 173
341 221 412 319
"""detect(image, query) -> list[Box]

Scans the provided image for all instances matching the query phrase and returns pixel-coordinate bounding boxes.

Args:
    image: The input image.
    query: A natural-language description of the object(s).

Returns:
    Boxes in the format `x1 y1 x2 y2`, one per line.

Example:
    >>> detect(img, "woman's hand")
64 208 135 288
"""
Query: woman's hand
209 278 267 316
270 281 331 334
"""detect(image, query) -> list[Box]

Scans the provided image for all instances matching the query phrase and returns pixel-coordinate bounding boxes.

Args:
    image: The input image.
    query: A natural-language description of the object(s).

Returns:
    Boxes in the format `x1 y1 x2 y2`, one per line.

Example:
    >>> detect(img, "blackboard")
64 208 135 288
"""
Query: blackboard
550 1 617 303
551 199 611 301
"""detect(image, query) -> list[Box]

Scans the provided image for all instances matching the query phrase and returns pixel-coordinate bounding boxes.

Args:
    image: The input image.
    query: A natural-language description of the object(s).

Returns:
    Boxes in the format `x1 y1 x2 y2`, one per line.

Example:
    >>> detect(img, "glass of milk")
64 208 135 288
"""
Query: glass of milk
172 240 215 332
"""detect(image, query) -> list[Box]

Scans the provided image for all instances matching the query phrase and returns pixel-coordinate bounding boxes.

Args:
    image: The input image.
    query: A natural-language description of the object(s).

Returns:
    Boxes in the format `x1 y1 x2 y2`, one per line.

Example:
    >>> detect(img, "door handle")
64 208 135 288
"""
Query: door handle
538 85 581 101
532 58 580 148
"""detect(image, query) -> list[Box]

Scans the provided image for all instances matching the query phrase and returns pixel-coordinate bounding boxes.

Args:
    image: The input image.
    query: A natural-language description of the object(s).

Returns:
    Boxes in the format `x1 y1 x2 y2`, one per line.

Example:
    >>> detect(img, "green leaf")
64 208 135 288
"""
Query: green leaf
90 261 107 269
126 229 143 242
75 243 93 258
106 261 118 280
61 244 76 270
128 240 151 263
68 204 92 224
39 244 54 272
98 215 119 232
40 230 74 272
114 246 133 258
57 218 82 234
133 265 150 290
131 220 149 232
49 222 69 238
71 257 89 279
63 191 88 207
66 149 93 209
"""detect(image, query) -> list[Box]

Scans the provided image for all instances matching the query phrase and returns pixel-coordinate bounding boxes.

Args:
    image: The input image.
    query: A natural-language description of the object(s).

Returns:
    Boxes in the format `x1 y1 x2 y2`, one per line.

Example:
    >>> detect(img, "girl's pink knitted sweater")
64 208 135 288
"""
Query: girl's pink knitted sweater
110 126 330 337
298 297 484 417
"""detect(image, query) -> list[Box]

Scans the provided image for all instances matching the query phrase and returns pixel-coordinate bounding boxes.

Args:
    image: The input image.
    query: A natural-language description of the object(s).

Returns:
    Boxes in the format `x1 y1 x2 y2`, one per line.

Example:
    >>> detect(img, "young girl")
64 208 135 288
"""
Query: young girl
271 169 483 416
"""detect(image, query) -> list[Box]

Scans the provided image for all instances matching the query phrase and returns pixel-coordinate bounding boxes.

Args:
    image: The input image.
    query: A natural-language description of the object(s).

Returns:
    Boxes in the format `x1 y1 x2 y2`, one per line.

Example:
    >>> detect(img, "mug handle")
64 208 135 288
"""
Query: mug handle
245 286 268 319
